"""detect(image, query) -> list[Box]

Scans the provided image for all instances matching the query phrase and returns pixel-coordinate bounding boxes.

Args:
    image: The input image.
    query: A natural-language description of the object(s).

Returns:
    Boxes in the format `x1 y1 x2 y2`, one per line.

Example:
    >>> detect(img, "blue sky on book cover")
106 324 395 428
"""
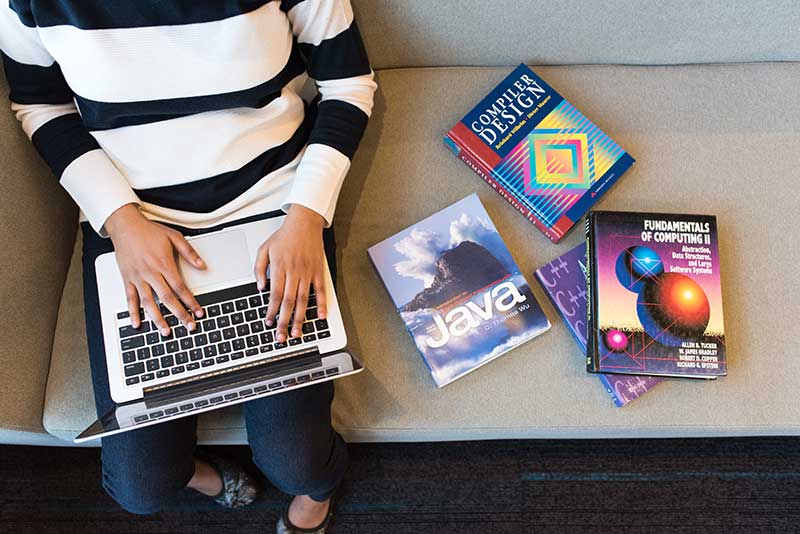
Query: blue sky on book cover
369 194 550 387
535 245 663 407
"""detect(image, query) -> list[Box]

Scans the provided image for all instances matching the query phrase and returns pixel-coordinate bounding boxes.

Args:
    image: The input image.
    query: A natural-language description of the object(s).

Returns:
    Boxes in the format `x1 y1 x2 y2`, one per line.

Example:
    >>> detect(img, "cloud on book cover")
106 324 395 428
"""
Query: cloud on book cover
393 228 448 286
428 330 542 385
403 304 544 385
393 211 510 287
430 356 485 386
448 211 495 248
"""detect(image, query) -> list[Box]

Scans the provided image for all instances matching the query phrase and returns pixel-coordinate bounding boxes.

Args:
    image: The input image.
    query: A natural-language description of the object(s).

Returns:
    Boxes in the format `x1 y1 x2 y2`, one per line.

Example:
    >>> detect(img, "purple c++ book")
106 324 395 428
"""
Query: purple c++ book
535 245 663 407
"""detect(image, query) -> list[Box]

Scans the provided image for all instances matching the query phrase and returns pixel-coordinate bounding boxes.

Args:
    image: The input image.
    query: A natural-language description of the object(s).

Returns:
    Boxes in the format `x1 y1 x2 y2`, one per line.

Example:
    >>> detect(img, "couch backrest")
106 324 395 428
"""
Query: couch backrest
353 0 800 68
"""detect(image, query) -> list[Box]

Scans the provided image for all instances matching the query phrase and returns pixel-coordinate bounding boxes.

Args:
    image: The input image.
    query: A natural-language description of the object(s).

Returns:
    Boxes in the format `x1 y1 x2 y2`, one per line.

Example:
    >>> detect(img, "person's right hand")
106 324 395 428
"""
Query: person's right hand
104 203 206 335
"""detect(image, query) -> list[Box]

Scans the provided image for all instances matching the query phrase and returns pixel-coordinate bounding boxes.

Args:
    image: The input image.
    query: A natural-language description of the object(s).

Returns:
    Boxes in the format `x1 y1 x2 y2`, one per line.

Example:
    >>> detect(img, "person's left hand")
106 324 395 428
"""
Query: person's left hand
254 204 328 343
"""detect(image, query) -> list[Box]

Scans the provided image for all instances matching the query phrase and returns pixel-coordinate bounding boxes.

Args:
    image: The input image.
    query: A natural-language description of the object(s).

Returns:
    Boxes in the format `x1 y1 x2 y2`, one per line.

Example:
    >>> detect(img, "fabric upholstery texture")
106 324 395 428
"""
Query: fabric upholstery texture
0 68 77 440
352 0 800 68
42 63 800 443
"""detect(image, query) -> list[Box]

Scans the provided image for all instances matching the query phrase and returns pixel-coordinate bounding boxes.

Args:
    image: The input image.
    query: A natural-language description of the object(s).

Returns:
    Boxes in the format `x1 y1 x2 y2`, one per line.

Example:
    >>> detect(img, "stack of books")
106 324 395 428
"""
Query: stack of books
369 64 727 404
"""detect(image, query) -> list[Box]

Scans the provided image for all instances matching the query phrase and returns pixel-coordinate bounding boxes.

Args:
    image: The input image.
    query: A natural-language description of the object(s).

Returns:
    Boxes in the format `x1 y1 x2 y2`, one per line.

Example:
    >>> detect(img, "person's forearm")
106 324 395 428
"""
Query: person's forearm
11 100 141 235
104 202 144 239
282 0 376 226
285 203 326 229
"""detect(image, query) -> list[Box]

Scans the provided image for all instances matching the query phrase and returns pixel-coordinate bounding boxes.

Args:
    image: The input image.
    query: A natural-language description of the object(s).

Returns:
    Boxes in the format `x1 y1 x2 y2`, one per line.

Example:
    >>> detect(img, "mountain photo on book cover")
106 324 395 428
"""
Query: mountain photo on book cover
369 194 550 387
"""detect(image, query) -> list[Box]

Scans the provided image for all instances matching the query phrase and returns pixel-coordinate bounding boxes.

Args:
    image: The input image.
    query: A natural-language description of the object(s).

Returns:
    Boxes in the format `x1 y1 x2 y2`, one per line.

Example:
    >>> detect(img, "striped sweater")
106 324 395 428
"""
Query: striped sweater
0 0 376 235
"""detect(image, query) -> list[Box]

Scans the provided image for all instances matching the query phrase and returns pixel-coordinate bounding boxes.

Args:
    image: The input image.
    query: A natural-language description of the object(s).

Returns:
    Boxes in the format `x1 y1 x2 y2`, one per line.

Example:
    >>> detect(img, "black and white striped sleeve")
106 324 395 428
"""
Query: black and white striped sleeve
280 0 377 225
0 3 139 235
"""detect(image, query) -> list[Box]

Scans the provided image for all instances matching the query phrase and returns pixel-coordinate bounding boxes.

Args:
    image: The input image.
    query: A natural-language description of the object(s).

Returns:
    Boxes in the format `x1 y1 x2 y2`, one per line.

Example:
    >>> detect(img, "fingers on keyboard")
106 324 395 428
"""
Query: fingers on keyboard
119 282 332 384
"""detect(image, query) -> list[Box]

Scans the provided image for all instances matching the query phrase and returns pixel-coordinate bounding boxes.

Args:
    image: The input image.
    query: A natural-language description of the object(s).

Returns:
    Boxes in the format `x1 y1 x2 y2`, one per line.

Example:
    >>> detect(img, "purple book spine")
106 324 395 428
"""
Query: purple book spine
535 245 663 407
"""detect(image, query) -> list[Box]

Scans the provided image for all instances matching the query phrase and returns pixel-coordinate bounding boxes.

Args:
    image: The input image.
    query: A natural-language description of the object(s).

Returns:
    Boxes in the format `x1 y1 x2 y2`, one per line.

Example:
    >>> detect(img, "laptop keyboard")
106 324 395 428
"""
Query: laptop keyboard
117 282 331 386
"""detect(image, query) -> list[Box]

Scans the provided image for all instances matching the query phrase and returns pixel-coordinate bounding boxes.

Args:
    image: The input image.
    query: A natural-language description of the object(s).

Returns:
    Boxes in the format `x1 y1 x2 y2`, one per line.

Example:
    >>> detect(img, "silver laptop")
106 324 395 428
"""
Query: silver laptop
75 213 362 443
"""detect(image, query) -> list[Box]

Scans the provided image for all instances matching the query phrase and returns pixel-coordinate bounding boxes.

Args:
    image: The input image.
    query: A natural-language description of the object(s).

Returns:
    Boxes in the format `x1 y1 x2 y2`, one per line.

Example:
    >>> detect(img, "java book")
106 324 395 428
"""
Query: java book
535 245 663 407
586 211 727 379
368 194 551 388
445 64 634 243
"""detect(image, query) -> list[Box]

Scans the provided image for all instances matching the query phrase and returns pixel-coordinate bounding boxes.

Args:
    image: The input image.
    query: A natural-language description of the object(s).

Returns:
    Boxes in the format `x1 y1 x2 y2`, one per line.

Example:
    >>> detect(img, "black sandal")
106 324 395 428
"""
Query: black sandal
197 452 259 509
276 495 336 534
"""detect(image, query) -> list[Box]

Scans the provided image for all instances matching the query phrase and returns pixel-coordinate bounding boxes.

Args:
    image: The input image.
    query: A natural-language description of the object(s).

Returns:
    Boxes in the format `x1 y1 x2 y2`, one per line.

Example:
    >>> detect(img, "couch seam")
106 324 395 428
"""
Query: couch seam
0 422 52 433
44 427 261 435
43 423 800 434
373 61 800 74
336 423 800 430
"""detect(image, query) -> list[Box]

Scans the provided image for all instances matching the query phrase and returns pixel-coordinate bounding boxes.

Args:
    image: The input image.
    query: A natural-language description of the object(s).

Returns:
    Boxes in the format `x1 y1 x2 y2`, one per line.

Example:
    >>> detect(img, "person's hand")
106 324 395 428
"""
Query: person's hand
254 204 328 343
105 203 206 335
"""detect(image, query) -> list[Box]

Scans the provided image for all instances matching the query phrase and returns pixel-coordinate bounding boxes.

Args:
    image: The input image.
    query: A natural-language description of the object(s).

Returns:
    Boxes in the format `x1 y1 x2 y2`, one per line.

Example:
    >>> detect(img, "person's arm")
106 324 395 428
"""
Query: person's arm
279 0 377 224
0 5 203 333
255 0 377 341
0 6 138 236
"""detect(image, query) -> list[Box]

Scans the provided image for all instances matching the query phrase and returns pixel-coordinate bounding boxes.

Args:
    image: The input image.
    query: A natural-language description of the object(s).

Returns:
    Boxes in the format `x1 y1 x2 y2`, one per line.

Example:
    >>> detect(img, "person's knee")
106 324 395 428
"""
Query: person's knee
98 420 197 514
101 450 193 515
251 433 347 496
102 471 167 515
254 459 325 496
247 382 344 495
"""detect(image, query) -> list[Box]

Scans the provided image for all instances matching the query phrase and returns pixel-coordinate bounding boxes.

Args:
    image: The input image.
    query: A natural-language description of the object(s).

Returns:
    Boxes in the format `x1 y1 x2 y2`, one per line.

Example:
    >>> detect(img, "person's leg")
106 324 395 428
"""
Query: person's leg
245 381 347 525
99 423 199 514
81 223 219 514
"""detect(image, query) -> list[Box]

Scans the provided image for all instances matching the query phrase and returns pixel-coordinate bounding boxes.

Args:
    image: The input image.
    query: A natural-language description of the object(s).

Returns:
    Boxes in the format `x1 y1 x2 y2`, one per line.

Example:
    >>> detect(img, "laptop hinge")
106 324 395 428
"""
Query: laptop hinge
141 346 322 404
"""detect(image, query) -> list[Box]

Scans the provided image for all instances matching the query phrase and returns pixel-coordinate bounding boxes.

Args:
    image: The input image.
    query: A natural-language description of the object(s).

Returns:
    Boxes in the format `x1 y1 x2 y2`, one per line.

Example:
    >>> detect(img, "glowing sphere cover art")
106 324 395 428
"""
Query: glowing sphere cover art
586 211 727 379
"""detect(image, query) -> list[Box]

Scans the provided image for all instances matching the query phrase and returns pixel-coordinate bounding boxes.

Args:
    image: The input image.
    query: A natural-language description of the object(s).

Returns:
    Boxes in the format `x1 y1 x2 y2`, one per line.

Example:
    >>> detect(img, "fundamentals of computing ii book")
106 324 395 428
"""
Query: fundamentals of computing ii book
535 244 663 406
368 194 550 388
586 211 727 379
445 64 634 243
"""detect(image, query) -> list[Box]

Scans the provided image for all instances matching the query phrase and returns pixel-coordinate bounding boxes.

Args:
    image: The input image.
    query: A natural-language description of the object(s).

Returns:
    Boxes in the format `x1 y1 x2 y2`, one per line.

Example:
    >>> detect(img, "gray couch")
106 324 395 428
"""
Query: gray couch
2 1 799 446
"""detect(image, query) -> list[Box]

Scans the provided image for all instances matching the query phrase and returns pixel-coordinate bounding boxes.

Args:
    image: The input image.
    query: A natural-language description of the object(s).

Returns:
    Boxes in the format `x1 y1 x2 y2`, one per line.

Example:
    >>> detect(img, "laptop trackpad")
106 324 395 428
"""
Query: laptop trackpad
178 229 252 292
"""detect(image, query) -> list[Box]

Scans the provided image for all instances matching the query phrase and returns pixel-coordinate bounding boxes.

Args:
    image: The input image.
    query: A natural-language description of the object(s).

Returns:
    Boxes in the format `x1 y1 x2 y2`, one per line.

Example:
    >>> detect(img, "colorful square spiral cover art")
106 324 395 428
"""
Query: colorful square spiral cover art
494 99 626 228
446 64 634 242
526 132 591 192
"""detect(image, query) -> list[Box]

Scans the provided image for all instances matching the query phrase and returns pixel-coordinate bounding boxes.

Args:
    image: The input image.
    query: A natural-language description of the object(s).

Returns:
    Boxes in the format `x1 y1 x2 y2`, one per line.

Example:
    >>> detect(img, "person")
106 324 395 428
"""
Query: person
0 0 376 531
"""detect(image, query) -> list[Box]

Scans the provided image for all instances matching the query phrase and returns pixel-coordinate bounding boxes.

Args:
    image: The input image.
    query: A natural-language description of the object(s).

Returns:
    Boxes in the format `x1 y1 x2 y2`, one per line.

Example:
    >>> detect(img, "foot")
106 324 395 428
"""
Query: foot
277 495 334 533
188 458 224 496
290 496 331 528
189 453 258 509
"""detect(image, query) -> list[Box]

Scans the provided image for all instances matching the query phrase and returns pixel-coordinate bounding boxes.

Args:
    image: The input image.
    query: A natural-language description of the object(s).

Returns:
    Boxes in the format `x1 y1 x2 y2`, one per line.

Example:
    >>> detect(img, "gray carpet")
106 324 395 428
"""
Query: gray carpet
1 438 799 533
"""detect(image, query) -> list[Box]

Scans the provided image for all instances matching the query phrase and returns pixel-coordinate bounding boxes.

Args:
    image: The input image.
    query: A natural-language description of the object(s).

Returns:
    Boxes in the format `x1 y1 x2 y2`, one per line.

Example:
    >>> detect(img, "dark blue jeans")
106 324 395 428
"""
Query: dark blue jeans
81 211 347 514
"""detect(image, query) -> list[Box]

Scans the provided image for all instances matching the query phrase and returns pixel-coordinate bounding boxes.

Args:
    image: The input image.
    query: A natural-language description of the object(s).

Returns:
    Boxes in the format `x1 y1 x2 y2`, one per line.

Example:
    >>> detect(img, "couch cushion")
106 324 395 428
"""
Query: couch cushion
353 0 800 68
44 63 800 443
0 69 78 442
